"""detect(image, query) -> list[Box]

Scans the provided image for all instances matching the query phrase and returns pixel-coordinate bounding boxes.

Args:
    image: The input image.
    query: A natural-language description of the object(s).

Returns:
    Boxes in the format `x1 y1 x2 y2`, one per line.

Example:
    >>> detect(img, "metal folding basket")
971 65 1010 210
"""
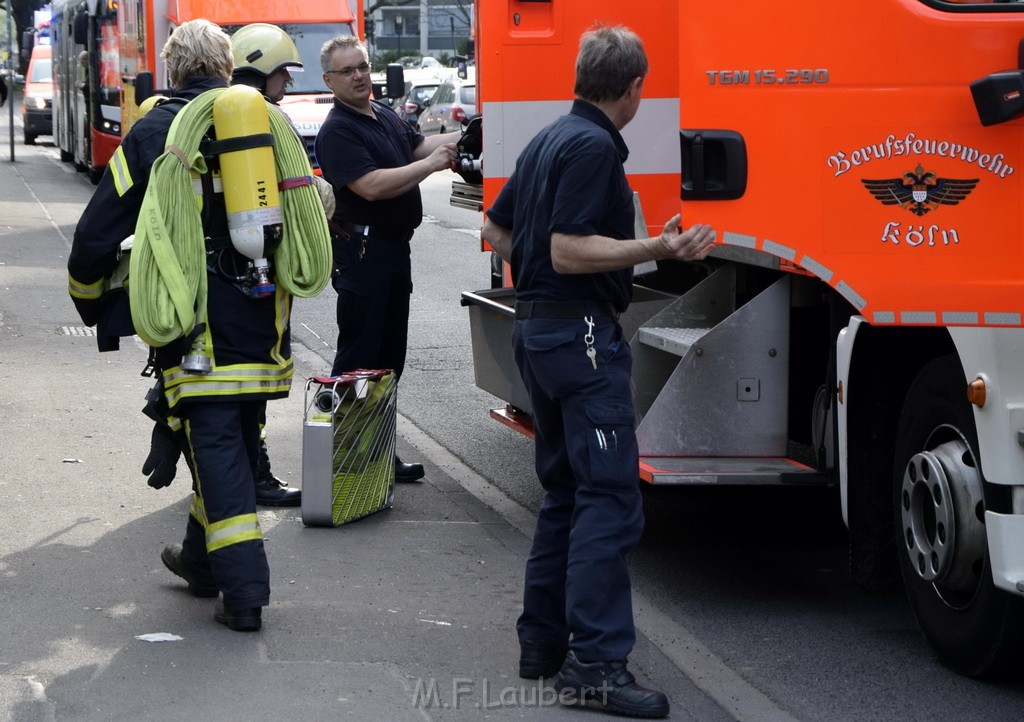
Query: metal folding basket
301 370 397 526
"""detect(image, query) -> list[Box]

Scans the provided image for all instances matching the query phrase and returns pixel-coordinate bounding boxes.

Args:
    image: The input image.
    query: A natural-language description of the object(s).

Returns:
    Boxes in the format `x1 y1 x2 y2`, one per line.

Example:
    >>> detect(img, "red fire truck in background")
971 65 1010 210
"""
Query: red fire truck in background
119 0 361 169
52 0 121 184
51 0 361 182
457 0 1024 678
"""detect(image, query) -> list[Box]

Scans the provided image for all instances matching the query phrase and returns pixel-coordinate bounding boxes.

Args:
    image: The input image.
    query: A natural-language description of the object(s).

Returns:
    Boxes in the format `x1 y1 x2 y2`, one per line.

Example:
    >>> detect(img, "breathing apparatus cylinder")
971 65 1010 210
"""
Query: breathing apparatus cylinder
212 84 282 297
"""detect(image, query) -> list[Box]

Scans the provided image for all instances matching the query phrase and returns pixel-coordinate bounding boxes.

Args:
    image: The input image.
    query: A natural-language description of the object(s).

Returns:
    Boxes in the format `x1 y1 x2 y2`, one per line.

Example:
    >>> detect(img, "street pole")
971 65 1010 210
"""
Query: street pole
6 0 14 161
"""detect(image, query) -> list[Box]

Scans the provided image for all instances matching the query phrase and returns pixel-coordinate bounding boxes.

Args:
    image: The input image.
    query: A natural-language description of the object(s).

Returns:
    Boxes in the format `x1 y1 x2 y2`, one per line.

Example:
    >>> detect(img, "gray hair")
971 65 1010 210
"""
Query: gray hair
163 19 233 88
320 35 367 73
573 24 648 103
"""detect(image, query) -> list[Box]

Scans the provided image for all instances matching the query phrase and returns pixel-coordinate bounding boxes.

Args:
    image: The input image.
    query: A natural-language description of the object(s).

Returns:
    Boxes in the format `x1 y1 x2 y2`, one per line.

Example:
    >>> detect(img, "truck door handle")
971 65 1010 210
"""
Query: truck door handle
970 38 1024 126
680 129 747 200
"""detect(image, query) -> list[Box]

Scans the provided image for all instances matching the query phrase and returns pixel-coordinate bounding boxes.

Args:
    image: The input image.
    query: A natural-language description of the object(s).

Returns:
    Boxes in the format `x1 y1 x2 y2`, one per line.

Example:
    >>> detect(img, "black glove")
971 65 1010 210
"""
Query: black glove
142 422 181 489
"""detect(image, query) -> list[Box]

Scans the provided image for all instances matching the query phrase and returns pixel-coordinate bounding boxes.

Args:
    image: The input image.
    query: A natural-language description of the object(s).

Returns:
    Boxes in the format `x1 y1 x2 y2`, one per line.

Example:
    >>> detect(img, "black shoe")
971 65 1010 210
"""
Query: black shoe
519 640 568 679
394 455 425 483
160 544 218 598
255 476 301 507
214 599 262 632
554 651 670 718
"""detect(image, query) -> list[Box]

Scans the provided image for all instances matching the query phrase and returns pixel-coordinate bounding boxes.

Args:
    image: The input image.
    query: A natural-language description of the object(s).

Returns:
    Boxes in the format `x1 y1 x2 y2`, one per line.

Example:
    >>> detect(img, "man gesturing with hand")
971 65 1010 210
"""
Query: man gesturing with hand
481 24 714 720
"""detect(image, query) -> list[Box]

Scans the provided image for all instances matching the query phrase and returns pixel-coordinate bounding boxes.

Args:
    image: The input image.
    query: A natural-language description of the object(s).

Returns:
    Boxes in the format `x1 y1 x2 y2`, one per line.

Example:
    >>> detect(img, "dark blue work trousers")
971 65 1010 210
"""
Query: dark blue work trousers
331 235 413 379
178 399 271 611
513 313 644 662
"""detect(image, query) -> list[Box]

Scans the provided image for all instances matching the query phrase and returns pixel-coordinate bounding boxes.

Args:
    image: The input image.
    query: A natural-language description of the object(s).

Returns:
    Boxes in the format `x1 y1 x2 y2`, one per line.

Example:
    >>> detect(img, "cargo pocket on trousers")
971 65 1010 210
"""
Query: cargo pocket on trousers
583 398 637 490
522 324 578 352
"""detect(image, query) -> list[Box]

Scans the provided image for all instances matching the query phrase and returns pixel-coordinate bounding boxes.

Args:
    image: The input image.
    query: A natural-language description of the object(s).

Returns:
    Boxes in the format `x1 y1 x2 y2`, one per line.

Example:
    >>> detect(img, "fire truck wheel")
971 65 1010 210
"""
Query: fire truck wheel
893 354 1024 678
60 148 72 162
24 131 36 146
88 166 103 185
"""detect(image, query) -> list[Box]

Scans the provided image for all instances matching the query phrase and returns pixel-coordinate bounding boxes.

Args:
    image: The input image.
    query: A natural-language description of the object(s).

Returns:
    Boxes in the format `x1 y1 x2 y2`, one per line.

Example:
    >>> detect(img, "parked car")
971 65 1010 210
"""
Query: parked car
371 56 454 104
22 44 53 145
396 80 442 130
396 55 444 71
418 78 476 136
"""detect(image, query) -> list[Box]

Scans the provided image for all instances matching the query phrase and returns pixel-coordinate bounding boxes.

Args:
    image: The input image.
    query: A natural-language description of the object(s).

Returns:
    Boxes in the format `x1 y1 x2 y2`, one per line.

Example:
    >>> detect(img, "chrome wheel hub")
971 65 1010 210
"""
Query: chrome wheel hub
900 433 986 599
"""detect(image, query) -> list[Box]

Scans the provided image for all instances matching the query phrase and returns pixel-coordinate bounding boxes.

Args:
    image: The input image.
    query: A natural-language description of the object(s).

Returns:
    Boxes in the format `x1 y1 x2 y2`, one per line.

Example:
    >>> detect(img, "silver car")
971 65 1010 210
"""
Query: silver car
418 78 476 136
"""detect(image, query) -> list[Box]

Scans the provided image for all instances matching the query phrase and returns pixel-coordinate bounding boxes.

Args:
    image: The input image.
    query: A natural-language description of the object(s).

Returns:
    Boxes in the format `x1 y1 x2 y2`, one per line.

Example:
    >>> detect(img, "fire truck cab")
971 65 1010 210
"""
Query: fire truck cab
459 0 1024 677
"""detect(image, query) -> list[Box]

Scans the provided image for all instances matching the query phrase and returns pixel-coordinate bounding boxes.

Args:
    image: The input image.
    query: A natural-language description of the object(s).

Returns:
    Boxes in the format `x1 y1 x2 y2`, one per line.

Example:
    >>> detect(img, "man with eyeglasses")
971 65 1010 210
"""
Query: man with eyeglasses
315 36 461 483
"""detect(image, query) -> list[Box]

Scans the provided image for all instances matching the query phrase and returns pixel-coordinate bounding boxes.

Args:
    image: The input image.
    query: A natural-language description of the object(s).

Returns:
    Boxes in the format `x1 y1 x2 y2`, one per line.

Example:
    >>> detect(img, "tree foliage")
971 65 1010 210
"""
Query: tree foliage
9 0 48 43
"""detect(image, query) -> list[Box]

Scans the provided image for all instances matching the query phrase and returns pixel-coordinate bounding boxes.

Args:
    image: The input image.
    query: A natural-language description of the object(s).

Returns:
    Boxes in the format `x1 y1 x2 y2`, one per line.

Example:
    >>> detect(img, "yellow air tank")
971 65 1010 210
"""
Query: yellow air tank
212 84 282 296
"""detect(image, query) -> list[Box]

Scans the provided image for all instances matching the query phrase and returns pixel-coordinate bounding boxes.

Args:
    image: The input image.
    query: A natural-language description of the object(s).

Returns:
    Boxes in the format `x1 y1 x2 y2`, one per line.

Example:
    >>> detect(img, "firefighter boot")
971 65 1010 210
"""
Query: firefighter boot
214 599 262 632
161 544 219 598
395 455 425 483
255 437 301 507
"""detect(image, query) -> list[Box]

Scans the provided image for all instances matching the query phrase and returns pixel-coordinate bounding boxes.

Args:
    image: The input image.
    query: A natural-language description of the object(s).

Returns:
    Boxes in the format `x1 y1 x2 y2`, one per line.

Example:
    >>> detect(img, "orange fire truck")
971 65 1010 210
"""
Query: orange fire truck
117 0 361 167
457 0 1024 677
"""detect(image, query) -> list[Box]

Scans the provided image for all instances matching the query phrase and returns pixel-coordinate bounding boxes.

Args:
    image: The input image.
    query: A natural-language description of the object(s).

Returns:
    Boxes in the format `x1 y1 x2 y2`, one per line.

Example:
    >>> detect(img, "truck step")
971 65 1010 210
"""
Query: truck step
640 456 828 485
636 326 713 356
451 181 483 212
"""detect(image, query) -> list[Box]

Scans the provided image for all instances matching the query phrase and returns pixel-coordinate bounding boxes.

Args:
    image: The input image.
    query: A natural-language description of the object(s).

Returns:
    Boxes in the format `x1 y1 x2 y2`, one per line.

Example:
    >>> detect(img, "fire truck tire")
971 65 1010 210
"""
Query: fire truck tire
60 148 72 162
88 166 103 185
893 354 1024 678
24 131 36 145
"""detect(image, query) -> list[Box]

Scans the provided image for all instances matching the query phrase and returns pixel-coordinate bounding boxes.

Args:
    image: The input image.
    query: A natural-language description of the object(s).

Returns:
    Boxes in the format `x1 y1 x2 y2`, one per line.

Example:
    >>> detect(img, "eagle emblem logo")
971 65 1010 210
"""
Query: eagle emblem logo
861 165 978 216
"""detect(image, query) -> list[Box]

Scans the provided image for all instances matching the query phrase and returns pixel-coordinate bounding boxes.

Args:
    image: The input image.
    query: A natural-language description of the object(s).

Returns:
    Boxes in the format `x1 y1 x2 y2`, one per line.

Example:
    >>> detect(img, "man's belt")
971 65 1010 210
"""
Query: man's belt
515 300 619 320
344 223 414 244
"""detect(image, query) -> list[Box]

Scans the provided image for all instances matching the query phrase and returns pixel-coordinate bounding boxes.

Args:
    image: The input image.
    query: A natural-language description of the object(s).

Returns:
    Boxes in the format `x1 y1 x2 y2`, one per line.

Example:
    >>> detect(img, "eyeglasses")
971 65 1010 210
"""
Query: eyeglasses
326 62 371 78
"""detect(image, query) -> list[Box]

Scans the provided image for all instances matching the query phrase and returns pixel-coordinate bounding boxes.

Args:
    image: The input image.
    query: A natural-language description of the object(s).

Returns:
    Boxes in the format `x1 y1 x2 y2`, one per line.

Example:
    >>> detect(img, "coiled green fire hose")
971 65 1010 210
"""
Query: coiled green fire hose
129 87 332 348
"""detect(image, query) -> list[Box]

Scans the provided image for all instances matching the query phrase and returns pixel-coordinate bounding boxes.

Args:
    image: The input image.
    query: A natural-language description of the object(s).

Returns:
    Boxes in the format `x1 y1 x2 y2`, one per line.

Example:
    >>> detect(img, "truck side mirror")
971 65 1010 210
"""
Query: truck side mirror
386 64 405 101
73 12 88 46
135 71 155 106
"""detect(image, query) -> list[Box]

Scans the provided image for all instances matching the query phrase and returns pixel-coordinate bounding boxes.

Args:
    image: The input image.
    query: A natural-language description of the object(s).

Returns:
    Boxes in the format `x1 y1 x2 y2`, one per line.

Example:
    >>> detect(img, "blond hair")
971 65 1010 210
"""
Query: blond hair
163 19 233 88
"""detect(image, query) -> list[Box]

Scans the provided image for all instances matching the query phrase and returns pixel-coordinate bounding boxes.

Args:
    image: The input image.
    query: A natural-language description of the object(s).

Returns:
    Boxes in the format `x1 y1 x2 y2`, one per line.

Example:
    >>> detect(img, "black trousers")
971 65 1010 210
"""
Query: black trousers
178 399 271 611
331 233 413 379
512 314 644 661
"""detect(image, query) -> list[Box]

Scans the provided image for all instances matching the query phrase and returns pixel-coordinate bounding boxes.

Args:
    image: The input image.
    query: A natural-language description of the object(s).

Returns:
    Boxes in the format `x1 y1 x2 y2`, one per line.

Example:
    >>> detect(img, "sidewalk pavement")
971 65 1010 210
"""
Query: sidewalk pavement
0 118 722 721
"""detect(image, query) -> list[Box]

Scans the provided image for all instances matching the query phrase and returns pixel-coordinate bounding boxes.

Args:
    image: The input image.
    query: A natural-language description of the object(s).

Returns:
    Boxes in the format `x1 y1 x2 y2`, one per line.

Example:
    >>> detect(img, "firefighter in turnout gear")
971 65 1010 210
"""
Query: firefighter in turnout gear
68 19 332 631
227 22 336 507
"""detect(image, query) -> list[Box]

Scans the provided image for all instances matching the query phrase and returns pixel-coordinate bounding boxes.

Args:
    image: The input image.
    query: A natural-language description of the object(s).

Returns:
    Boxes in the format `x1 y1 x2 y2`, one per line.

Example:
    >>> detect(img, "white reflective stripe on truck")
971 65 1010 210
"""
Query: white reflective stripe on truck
482 98 681 180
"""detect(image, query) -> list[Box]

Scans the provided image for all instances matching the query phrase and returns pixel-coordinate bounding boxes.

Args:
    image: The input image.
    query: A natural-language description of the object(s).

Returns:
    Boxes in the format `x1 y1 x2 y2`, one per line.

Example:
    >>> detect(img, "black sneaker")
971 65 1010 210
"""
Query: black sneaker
519 640 569 679
214 599 262 632
160 544 219 598
554 651 670 718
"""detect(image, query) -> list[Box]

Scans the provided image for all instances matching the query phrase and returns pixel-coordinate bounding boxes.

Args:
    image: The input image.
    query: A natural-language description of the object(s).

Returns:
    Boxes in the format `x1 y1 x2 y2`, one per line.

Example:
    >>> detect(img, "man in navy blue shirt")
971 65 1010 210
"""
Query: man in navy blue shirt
315 36 460 482
481 25 715 719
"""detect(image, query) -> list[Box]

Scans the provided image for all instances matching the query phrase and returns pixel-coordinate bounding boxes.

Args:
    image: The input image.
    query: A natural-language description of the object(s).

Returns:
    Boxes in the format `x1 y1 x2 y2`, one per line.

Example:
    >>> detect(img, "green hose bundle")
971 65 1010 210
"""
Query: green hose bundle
129 88 332 348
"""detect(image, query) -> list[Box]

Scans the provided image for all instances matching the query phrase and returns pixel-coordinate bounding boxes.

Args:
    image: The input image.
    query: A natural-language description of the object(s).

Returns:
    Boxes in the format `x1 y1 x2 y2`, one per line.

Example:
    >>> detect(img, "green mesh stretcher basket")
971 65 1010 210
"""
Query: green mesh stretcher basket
301 370 397 526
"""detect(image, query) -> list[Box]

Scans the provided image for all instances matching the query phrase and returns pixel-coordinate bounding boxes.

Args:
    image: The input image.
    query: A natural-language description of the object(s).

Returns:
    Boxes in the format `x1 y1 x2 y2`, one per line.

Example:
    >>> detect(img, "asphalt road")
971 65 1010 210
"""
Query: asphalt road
5 107 1024 717
335 171 1024 719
